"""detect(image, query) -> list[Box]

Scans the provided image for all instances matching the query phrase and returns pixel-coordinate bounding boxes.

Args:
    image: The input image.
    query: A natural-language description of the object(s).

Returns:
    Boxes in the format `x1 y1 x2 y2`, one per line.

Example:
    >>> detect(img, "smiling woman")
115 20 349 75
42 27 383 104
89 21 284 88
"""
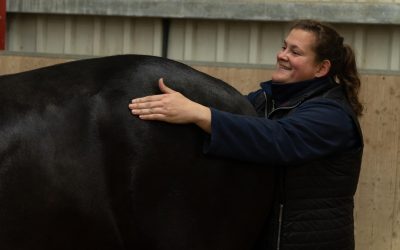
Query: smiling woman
272 29 331 83
129 19 364 250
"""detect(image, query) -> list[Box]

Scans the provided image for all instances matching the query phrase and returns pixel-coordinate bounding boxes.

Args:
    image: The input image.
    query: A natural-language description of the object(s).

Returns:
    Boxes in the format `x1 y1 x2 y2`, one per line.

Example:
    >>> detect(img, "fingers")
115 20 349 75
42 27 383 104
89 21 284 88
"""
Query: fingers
159 78 176 94
129 86 171 118
129 100 162 111
130 104 167 121
131 94 164 104
130 78 176 104
135 113 167 121
130 102 174 122
128 96 167 120
130 106 164 116
129 78 184 122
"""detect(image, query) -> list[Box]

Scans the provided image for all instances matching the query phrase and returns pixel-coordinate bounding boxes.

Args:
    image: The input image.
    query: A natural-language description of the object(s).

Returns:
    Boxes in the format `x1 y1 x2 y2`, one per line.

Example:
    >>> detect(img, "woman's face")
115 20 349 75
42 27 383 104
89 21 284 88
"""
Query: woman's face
271 29 322 84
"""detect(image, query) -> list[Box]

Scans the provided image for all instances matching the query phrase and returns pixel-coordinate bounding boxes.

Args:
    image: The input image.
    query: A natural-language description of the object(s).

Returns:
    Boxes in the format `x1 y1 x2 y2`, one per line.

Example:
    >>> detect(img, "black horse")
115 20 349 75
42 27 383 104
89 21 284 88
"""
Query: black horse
0 55 274 250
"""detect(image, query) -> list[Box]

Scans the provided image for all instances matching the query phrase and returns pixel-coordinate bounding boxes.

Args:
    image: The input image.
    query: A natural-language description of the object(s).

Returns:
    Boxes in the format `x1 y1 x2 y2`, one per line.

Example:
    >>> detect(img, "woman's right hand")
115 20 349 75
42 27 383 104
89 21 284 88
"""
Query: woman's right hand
129 78 212 133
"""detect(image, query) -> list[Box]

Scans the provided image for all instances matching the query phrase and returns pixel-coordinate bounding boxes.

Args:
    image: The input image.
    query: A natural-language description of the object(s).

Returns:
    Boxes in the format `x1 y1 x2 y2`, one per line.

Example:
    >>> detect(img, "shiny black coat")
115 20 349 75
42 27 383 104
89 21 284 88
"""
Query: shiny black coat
0 55 274 250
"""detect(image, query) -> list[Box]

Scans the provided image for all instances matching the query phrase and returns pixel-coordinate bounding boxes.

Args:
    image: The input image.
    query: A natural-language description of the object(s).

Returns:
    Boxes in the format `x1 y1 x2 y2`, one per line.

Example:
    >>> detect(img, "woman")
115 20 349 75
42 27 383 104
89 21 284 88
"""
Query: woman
129 19 363 250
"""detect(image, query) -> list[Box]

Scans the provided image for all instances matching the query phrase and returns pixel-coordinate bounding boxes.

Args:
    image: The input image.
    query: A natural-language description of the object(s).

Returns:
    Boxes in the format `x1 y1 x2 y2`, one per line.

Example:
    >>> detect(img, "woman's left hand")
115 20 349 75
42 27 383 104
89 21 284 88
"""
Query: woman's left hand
129 78 212 132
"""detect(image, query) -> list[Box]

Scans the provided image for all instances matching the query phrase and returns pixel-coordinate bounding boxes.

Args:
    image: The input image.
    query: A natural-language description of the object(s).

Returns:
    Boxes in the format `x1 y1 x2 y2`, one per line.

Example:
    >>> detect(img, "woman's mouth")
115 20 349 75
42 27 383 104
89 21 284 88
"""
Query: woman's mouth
278 64 291 70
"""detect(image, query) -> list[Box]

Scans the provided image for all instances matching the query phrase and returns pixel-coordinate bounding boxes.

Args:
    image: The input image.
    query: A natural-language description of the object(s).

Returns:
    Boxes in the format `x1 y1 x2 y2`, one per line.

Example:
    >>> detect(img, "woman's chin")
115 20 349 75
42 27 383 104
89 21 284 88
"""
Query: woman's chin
271 73 287 83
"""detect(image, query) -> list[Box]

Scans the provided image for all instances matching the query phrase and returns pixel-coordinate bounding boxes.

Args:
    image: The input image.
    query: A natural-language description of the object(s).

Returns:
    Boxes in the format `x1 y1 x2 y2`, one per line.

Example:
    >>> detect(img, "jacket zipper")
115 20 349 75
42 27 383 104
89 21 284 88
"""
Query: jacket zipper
263 92 270 118
263 92 298 249
276 203 284 250
267 101 302 118
263 91 304 118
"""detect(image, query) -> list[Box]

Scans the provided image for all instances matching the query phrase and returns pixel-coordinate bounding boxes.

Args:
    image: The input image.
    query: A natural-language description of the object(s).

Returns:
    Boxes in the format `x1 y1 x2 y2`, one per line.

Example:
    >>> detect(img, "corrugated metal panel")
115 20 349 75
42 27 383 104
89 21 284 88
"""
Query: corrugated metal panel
391 27 400 70
364 26 391 70
168 20 287 65
168 19 400 72
7 14 163 56
5 13 400 72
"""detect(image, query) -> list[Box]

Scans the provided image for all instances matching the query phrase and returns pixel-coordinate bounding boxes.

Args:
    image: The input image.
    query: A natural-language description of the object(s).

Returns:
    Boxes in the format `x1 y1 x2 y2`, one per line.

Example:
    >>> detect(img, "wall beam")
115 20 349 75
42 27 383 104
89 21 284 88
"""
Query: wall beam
6 0 400 25
0 0 5 50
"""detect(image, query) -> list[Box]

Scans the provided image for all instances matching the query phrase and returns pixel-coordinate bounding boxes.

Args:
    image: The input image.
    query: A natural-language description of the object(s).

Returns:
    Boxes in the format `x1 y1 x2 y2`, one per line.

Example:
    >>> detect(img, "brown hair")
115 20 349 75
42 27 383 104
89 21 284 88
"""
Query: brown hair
290 19 363 116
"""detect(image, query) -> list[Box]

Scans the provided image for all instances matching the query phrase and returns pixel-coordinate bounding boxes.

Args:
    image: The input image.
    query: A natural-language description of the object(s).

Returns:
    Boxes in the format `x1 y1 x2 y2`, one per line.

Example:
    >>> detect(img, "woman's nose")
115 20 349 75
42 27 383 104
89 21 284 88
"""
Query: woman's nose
277 50 288 61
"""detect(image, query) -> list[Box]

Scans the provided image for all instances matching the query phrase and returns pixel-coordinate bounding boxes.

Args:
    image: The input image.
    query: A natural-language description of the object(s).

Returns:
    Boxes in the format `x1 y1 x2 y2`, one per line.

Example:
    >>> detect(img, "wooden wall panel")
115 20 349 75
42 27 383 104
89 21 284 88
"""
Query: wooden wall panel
0 54 399 250
0 54 75 75
354 75 400 250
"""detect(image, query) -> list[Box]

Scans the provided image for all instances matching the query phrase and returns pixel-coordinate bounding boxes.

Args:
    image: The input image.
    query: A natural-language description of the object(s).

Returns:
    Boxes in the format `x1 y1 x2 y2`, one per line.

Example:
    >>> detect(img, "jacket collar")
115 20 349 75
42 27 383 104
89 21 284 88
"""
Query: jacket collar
260 77 337 107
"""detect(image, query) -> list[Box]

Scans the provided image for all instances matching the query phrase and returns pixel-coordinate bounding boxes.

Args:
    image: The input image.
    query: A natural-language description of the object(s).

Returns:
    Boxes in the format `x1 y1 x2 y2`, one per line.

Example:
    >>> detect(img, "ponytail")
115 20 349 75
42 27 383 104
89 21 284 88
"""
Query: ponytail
337 45 363 116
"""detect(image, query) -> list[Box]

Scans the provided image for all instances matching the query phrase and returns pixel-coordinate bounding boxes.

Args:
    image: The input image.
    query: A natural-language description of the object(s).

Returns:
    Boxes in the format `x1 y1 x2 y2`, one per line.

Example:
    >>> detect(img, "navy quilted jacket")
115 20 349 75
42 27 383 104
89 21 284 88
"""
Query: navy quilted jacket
204 76 363 250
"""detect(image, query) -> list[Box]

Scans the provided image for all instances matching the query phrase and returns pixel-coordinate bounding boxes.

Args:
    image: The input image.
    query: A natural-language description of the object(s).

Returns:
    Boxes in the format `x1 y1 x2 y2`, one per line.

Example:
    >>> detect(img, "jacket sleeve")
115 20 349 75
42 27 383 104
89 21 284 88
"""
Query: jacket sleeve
203 98 361 165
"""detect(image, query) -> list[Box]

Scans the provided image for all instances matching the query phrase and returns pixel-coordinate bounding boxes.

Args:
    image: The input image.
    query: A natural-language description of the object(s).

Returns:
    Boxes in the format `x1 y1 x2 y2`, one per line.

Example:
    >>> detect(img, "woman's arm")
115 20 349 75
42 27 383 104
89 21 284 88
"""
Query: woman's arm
204 99 359 164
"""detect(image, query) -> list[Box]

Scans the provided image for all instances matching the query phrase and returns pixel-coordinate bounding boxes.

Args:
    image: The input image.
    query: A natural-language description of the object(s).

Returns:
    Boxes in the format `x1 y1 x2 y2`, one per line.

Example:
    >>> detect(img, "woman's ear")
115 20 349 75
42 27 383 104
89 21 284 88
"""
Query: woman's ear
315 60 331 78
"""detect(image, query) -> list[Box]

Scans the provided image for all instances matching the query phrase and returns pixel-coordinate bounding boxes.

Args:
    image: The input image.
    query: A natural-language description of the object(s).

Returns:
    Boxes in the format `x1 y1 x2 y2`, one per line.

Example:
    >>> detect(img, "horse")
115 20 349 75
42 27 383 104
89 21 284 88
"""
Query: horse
0 55 274 250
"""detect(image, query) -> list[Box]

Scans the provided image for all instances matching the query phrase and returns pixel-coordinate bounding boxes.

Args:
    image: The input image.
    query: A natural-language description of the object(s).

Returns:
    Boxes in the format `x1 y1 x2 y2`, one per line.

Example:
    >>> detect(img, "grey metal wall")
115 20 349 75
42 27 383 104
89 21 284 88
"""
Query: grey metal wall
6 13 400 72
7 14 163 56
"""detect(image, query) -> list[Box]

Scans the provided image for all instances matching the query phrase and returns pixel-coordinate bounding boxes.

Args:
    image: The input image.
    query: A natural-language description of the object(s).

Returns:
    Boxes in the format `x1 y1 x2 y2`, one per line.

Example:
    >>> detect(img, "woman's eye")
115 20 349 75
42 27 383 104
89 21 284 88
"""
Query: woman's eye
292 50 301 55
